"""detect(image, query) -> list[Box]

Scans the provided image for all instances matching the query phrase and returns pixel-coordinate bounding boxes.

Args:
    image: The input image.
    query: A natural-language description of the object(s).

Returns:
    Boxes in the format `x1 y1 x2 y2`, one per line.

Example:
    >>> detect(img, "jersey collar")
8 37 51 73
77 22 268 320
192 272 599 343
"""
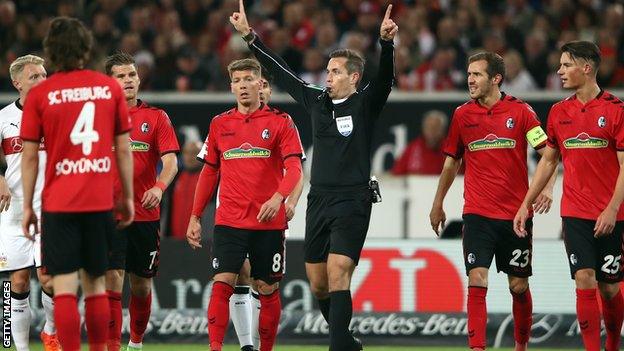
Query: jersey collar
14 99 22 111
233 103 269 119
571 89 604 109
129 99 146 113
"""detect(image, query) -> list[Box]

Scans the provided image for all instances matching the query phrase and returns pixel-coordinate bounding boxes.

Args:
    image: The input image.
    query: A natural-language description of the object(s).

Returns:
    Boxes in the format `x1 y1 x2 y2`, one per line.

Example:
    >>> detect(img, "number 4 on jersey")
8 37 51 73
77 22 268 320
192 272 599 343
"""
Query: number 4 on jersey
70 101 100 155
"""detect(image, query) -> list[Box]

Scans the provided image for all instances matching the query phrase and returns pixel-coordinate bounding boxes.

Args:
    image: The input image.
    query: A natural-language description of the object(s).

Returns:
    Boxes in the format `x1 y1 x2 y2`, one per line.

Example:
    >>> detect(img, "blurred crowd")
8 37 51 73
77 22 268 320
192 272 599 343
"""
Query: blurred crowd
1 0 624 93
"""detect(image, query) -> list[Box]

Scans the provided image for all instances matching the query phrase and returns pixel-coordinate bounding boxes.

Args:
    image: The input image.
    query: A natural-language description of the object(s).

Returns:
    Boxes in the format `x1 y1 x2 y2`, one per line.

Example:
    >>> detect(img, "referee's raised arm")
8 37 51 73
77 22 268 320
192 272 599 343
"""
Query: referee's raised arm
229 0 322 108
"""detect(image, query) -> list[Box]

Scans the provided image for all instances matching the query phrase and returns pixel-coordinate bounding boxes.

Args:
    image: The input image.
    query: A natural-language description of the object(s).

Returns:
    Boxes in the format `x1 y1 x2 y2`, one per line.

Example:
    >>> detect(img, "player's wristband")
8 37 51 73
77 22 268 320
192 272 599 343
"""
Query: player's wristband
155 181 167 192
242 29 255 43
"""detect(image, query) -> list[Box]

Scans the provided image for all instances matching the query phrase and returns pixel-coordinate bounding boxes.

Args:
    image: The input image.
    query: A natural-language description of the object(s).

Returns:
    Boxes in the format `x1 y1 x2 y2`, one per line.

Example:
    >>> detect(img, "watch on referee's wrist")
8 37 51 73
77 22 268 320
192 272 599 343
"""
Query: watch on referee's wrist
242 29 255 43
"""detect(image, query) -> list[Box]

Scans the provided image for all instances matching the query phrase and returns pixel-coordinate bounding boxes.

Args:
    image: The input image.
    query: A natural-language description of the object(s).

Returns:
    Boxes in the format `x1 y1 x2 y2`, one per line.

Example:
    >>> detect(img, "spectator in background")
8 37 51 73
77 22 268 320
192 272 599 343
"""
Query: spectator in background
314 22 339 56
392 110 447 175
597 47 624 88
416 47 464 91
169 140 203 240
300 48 327 87
283 1 315 51
501 49 537 94
173 45 209 92
523 30 549 88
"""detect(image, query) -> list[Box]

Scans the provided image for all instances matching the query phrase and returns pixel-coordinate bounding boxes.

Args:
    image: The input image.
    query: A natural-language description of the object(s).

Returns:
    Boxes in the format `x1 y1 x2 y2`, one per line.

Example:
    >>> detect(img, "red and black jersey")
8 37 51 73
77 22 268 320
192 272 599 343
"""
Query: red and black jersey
21 69 130 212
443 93 547 220
198 104 304 230
547 90 624 220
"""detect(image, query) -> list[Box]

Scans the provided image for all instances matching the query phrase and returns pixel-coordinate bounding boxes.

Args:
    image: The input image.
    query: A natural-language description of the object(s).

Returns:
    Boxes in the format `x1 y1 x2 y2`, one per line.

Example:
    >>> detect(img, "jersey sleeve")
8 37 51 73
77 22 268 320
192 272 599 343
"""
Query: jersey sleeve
546 106 559 149
113 83 131 135
522 103 547 149
20 88 43 142
614 106 624 151
278 115 305 160
196 119 220 167
442 109 464 159
155 111 180 155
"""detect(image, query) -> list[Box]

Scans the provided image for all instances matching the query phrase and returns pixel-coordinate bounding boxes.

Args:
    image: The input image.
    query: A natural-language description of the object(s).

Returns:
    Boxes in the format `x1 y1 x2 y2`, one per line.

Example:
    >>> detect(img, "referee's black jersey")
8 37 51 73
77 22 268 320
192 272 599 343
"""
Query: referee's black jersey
248 36 395 189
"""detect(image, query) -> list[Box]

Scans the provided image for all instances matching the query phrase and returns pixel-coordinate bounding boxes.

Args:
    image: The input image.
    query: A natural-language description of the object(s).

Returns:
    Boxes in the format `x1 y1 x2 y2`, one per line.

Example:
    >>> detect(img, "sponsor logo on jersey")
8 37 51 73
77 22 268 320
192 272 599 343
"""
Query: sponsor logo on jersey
598 116 606 128
223 143 270 160
563 132 608 149
130 139 150 152
467 134 516 151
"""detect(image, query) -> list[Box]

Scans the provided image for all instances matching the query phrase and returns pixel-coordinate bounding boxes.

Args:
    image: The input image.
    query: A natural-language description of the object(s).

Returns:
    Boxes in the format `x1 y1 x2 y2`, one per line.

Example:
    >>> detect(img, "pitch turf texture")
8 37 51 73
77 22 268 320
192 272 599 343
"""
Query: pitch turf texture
8 345 571 351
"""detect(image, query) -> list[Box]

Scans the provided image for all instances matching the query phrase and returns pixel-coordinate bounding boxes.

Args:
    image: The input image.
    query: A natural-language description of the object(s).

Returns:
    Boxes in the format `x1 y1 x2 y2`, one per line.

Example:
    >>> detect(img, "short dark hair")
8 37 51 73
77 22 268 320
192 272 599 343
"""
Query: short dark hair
560 40 601 72
260 66 273 85
43 17 93 71
227 58 261 79
329 49 365 77
468 51 506 86
104 52 135 75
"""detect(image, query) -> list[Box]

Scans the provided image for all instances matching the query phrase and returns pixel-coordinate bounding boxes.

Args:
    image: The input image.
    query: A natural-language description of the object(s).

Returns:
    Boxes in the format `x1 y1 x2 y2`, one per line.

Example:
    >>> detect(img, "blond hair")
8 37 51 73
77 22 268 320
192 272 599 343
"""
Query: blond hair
9 54 44 81
227 58 261 79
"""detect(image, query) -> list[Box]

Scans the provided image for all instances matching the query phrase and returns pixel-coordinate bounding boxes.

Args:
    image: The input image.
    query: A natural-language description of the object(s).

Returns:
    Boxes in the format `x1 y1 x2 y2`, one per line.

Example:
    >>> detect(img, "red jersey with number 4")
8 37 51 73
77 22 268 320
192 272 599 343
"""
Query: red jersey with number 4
21 69 131 212
546 91 624 220
124 100 179 221
198 104 304 230
443 94 547 220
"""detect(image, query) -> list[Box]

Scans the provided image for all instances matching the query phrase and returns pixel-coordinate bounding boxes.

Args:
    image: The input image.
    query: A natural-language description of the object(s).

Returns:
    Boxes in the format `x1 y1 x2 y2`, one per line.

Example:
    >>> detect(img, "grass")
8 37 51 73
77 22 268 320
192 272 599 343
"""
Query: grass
7 344 574 351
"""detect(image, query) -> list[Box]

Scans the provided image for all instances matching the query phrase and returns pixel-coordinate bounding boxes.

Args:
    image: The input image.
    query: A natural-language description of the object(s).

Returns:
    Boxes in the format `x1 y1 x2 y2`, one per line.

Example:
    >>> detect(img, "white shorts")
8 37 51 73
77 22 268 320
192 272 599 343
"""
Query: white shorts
0 219 41 272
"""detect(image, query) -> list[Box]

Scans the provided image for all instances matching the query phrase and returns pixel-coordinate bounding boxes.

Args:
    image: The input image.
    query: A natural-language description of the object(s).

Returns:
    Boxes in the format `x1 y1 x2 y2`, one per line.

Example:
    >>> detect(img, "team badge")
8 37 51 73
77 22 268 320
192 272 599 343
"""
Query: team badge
11 137 22 152
212 258 219 269
598 116 606 128
506 117 514 129
261 128 270 140
141 122 149 133
569 254 577 266
467 253 476 264
336 115 353 137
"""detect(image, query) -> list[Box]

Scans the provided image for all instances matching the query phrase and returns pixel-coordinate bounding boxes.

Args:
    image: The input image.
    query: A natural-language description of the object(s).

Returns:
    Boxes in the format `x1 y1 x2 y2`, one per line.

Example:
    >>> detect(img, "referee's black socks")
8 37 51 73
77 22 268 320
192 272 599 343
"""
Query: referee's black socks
318 297 330 322
329 290 355 350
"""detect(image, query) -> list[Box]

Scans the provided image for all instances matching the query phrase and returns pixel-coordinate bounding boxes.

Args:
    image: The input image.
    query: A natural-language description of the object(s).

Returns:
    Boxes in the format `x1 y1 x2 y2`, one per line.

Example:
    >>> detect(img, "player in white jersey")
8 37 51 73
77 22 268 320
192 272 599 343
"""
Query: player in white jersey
0 55 60 351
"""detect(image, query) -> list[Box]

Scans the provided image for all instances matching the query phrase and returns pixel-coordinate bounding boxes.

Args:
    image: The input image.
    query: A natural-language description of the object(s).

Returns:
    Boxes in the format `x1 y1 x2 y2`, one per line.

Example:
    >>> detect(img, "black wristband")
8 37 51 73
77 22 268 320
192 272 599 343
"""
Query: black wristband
242 30 255 43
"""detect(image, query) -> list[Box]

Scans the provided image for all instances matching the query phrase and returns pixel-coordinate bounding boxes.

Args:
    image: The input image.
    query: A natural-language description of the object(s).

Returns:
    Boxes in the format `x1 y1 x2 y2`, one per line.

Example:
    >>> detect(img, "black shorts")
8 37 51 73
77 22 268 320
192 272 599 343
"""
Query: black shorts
562 217 624 283
42 211 114 276
108 221 160 278
212 225 285 284
462 214 533 278
304 187 372 265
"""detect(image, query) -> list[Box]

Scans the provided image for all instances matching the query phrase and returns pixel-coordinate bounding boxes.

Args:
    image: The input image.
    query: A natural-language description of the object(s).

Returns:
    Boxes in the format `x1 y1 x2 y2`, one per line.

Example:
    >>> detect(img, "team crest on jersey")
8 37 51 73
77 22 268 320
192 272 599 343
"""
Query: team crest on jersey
129 139 150 152
212 258 219 269
468 134 516 151
598 116 606 128
506 117 514 129
141 122 149 133
223 143 271 159
467 253 476 264
563 133 608 149
261 128 270 140
11 137 22 152
336 115 353 137
569 254 577 266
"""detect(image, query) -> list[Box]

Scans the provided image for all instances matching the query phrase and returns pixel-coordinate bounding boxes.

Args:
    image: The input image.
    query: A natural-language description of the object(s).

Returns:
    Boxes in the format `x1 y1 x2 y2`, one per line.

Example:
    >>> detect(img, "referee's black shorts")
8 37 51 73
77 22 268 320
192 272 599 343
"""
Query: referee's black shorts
304 186 372 265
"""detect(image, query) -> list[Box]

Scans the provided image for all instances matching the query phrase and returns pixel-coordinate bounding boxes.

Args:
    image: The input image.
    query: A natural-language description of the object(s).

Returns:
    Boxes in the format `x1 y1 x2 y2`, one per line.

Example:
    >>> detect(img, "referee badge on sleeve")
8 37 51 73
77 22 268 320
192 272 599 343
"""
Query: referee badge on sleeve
336 115 353 137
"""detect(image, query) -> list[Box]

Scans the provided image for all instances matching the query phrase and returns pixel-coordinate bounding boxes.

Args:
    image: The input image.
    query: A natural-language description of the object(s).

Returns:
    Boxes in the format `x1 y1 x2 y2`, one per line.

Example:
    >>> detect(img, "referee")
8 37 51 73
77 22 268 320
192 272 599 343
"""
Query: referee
230 1 397 350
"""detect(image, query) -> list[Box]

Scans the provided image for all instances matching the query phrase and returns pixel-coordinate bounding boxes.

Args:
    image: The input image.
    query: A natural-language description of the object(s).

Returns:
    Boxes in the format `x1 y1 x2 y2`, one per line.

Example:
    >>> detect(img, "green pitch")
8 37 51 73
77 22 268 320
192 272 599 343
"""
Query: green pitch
8 344 572 351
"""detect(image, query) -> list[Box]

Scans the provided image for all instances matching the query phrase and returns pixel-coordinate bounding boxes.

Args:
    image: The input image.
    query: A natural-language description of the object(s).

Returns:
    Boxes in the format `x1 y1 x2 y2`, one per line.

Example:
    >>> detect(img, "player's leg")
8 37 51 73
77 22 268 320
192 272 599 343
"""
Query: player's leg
249 229 285 351
125 221 160 350
463 214 497 351
326 191 372 351
9 268 32 351
562 217 600 351
250 279 261 351
497 218 533 351
106 225 128 351
36 267 61 351
595 221 624 351
230 259 254 350
208 225 248 351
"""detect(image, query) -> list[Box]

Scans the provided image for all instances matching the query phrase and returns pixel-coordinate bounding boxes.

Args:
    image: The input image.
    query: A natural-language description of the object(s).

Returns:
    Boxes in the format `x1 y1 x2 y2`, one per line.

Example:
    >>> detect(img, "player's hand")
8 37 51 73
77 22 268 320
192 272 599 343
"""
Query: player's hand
380 4 398 41
285 200 296 221
116 197 134 229
21 206 38 241
141 187 163 210
0 177 11 212
186 215 202 249
230 0 251 36
513 204 530 237
429 205 446 236
595 207 617 237
533 189 553 214
258 192 284 222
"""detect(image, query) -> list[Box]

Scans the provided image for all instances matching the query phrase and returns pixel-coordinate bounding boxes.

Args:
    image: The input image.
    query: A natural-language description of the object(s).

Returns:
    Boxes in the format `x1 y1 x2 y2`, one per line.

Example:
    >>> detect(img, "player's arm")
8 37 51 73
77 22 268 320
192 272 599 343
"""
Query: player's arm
366 5 398 117
532 146 557 214
514 145 560 236
285 171 304 221
229 0 321 107
0 152 10 211
258 156 302 222
20 141 39 239
114 132 135 228
595 151 624 237
429 156 462 236
187 163 219 249
142 153 178 210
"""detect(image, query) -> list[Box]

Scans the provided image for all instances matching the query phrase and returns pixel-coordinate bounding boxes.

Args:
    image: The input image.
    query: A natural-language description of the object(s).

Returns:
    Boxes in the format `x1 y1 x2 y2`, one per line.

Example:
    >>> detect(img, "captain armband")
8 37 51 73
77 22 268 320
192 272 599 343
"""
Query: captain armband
526 126 547 148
